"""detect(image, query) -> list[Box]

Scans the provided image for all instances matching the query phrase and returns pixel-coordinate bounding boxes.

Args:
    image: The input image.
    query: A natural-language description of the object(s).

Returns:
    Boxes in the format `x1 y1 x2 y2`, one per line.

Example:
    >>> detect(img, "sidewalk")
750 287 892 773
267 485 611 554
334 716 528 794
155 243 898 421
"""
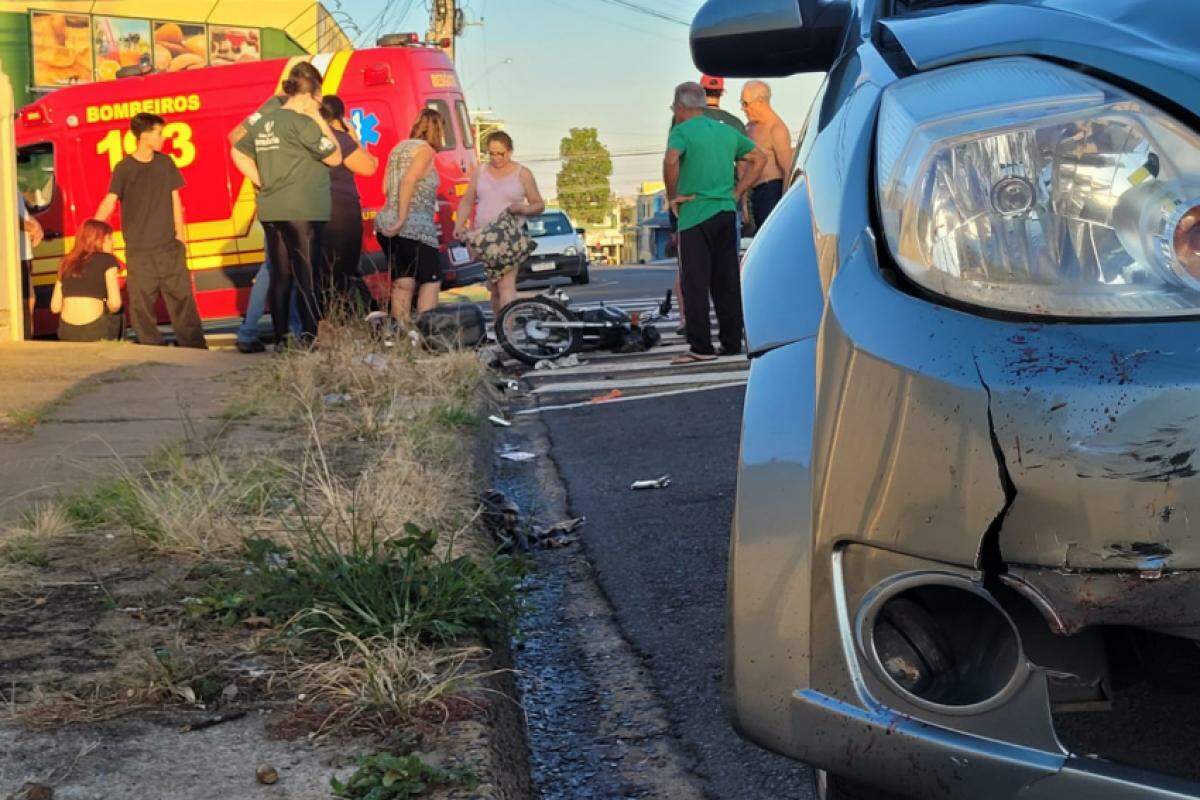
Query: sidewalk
0 341 251 517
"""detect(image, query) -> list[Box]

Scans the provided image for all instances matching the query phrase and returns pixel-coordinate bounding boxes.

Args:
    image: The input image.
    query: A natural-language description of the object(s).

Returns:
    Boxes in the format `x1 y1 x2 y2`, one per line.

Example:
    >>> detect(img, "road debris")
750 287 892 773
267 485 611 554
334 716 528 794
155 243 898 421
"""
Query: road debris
534 353 583 370
631 475 671 490
590 389 623 404
360 353 389 372
256 765 279 785
498 444 536 462
488 414 513 428
8 783 52 800
181 710 247 732
481 490 531 552
531 517 586 549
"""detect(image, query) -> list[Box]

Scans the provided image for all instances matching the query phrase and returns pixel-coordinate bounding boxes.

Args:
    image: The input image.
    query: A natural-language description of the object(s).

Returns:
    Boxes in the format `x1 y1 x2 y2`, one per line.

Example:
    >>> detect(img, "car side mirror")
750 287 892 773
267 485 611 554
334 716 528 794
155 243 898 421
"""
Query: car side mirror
575 227 586 235
690 0 852 77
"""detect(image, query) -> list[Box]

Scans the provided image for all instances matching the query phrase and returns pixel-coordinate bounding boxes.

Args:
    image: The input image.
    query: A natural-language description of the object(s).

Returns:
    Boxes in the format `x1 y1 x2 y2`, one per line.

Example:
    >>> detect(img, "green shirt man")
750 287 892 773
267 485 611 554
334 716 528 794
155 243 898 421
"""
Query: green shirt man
667 115 757 232
235 106 337 222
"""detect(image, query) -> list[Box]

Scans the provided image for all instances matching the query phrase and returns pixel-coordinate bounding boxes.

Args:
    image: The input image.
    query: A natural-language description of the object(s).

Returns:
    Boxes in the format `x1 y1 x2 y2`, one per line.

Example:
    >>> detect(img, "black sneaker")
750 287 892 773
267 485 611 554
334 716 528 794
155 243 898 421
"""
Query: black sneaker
236 340 265 354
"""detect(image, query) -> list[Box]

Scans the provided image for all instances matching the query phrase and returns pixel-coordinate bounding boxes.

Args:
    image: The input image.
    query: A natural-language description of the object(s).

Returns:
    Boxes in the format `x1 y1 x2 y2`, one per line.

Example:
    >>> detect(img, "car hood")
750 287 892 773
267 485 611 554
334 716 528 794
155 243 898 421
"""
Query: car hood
531 233 578 256
881 0 1200 114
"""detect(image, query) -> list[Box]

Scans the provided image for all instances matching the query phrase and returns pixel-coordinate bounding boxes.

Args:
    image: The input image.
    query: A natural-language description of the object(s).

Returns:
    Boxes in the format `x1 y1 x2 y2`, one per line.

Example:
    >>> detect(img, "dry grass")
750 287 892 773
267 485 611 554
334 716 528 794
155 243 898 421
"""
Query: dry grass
116 446 287 556
12 502 74 540
0 502 72 587
5 311 505 741
288 613 494 738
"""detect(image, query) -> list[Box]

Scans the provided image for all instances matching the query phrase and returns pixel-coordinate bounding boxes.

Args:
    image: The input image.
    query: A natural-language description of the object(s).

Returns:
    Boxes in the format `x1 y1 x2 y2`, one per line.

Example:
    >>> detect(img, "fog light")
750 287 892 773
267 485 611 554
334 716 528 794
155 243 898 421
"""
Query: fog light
1173 204 1200 279
864 582 1025 712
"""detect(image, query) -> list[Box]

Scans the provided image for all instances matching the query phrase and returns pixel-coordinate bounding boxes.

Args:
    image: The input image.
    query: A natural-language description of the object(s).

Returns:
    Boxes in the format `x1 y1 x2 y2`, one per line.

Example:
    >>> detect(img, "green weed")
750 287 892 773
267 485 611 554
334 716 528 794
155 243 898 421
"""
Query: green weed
331 752 475 800
62 479 154 533
1 534 49 567
430 404 480 430
198 521 522 646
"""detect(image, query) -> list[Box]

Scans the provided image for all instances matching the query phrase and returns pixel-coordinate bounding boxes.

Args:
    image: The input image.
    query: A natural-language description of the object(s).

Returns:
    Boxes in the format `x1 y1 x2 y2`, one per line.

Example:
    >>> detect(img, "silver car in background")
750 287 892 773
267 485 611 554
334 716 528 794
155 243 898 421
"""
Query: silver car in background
698 0 1200 797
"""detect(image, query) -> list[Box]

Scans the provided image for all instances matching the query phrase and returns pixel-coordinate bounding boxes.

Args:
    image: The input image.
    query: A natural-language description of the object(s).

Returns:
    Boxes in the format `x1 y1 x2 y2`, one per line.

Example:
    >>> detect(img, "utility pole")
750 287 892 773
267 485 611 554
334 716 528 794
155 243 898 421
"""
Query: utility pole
428 0 463 62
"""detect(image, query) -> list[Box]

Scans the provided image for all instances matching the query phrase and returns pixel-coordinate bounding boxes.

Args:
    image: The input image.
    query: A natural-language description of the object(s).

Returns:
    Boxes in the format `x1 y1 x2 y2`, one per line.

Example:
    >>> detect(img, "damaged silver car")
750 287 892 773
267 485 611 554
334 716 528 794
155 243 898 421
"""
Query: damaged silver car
701 0 1200 797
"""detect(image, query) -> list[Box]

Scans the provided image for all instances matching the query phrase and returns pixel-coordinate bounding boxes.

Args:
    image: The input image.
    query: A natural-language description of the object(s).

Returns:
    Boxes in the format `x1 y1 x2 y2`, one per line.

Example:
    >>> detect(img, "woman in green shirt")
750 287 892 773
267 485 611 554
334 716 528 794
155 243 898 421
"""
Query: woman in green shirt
231 72 342 349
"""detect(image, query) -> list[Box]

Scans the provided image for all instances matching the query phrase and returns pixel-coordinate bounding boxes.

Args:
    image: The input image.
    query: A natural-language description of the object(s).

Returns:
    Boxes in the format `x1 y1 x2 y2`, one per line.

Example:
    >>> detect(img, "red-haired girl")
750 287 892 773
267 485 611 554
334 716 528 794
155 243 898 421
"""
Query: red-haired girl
50 219 124 341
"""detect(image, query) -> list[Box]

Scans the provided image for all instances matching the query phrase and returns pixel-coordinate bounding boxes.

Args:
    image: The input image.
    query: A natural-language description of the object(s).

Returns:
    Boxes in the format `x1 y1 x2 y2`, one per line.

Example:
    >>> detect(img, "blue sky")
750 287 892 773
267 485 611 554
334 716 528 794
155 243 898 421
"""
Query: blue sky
338 0 825 199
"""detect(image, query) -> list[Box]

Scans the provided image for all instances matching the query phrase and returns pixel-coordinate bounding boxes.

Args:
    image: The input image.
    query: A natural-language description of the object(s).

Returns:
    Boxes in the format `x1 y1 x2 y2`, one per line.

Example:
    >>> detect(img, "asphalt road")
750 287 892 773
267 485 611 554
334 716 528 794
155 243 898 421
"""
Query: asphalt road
534 266 813 798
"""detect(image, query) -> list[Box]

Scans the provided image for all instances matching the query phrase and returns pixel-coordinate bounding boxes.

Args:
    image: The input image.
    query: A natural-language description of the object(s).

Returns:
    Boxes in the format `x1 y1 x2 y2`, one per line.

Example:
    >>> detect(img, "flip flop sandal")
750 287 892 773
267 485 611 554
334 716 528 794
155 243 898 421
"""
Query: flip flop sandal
672 352 718 365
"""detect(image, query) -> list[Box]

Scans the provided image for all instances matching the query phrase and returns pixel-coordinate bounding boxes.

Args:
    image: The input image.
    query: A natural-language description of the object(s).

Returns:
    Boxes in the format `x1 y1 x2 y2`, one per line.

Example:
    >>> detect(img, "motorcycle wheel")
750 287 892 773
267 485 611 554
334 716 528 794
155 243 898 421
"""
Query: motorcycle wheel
495 296 582 366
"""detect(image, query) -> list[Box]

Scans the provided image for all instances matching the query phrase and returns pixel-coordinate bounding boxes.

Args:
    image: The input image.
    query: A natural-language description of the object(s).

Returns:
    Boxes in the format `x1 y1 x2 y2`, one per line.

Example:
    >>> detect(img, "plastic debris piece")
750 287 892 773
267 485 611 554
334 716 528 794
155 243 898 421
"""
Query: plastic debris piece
531 516 586 548
322 393 350 406
360 353 388 371
630 475 671 490
536 517 586 537
500 451 536 462
488 415 512 428
590 389 624 404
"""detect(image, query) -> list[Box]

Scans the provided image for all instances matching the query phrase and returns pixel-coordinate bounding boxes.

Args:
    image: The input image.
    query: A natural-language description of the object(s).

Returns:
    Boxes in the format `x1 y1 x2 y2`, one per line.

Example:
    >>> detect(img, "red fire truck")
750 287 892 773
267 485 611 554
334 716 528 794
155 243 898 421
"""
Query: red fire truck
15 39 482 336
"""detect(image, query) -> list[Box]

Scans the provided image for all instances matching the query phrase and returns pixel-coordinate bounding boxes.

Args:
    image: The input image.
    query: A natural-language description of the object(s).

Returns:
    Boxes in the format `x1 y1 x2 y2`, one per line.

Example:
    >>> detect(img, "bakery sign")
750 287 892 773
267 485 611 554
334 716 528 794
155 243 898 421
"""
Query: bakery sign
29 10 261 90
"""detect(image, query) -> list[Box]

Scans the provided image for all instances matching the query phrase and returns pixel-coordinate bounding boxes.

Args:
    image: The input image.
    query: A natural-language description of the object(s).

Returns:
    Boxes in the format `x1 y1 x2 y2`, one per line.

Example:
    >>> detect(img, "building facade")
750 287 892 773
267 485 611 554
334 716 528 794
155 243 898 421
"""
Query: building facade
0 1 352 107
636 180 671 263
582 196 636 265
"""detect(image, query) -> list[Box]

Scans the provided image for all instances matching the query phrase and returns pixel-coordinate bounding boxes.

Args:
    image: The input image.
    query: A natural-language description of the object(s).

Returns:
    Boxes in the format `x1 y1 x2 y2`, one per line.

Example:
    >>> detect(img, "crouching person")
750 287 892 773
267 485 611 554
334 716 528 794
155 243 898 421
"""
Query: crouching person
94 113 207 348
51 220 124 342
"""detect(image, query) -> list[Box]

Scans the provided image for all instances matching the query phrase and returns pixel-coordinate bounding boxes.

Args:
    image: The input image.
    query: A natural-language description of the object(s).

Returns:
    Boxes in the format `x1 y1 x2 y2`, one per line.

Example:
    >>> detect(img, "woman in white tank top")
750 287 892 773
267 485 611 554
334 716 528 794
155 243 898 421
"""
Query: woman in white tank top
454 131 545 314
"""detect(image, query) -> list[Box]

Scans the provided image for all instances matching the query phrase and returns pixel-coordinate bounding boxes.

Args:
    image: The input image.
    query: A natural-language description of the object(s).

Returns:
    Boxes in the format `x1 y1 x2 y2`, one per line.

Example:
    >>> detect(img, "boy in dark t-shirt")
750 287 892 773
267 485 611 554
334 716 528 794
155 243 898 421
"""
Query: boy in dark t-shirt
95 113 206 348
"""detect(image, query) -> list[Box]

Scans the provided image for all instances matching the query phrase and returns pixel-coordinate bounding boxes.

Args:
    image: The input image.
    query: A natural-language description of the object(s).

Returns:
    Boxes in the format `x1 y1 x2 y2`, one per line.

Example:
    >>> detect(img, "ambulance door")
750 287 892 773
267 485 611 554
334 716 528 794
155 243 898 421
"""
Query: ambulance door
422 96 469 246
344 98 397 279
17 139 75 336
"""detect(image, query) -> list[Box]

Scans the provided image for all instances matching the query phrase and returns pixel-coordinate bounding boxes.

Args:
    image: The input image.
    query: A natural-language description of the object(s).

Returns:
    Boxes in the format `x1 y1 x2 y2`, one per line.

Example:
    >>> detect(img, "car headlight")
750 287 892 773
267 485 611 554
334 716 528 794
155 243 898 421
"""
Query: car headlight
877 57 1200 317
563 246 578 256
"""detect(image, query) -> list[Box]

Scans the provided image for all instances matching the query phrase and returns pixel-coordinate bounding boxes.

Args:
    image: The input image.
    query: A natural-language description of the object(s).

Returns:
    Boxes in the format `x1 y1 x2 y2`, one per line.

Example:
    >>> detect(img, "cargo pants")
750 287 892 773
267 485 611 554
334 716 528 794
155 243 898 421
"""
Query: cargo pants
125 239 207 348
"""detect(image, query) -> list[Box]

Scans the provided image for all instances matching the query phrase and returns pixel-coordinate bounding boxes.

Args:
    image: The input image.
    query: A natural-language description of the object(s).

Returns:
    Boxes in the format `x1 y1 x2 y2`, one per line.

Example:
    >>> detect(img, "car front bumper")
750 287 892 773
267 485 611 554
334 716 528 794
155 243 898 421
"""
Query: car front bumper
729 227 1200 797
518 253 586 282
441 258 486 289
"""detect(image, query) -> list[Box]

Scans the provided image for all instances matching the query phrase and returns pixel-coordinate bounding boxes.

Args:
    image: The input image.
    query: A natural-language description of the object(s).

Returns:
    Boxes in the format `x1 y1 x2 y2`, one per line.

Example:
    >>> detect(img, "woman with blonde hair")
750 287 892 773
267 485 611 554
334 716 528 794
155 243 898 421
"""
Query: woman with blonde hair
375 108 446 324
454 131 545 314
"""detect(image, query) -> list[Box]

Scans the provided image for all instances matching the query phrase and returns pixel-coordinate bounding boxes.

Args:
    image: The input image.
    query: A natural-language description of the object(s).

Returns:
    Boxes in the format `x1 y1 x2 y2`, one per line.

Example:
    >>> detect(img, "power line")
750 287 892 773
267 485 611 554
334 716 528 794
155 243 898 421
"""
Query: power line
593 0 690 26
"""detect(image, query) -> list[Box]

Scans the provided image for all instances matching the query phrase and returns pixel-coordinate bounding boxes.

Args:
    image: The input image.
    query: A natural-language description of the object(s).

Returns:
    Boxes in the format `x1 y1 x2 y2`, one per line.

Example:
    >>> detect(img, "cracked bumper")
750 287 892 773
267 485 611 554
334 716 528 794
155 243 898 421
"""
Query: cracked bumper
820 230 1200 605
729 231 1200 791
790 688 1200 799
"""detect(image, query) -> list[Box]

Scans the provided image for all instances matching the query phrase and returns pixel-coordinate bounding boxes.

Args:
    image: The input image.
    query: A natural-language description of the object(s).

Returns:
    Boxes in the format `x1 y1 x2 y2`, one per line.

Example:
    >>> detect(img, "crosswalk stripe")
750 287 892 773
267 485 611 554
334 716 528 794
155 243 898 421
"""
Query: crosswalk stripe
524 353 745 378
517 381 747 414
529 370 750 395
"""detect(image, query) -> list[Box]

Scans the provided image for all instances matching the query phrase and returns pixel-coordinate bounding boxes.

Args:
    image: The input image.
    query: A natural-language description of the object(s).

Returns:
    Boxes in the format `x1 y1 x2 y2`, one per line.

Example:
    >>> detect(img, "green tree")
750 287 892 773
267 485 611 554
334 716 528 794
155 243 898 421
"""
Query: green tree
556 128 613 226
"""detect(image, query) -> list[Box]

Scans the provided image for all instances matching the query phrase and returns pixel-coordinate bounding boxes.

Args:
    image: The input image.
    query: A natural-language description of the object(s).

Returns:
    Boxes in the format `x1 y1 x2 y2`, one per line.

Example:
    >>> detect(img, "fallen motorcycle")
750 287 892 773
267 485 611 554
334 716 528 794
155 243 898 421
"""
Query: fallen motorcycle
495 290 670 366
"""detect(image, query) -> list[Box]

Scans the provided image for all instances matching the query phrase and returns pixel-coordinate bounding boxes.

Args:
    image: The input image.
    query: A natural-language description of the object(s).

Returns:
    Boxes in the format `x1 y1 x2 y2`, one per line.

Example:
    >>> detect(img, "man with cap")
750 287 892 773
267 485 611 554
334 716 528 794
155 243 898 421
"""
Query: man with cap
699 75 747 134
667 75 749 332
664 81 765 363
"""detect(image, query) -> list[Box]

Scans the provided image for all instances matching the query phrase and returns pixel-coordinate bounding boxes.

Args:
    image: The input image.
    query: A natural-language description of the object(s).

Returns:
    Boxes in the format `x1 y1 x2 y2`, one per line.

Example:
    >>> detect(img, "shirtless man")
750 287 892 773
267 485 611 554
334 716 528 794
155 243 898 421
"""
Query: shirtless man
740 80 794 229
